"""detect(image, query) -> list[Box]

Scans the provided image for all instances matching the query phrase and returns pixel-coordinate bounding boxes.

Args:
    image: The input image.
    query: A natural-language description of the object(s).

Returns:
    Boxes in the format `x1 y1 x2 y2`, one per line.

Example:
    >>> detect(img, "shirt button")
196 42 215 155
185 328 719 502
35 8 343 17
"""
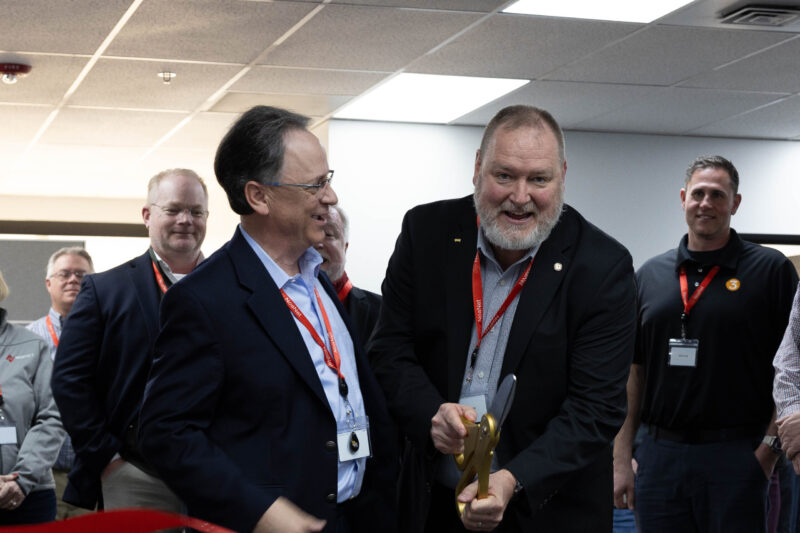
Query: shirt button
478 371 485 378
325 440 336 451
499 280 507 286
327 493 336 503
694 281 699 287
698 267 703 273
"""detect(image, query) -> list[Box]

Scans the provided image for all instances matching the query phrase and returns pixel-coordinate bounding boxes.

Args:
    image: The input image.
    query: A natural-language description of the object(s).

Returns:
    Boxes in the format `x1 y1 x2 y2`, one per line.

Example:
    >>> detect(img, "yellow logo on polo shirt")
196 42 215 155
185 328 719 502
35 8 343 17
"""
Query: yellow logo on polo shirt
726 278 741 291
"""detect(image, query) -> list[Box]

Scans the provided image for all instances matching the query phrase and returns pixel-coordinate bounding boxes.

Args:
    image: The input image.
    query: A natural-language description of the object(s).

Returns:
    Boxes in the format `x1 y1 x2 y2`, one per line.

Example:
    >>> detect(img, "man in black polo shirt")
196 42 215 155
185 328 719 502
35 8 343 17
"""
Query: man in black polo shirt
613 155 798 532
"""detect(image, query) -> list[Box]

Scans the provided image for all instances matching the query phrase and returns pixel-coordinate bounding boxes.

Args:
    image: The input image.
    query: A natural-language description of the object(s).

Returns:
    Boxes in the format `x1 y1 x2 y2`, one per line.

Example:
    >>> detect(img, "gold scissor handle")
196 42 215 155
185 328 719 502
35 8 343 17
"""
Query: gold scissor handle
453 413 500 516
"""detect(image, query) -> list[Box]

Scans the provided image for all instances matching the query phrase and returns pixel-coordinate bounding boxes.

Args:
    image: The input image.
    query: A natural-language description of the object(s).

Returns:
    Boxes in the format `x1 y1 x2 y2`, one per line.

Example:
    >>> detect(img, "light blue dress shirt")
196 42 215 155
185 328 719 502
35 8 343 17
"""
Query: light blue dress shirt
240 225 367 502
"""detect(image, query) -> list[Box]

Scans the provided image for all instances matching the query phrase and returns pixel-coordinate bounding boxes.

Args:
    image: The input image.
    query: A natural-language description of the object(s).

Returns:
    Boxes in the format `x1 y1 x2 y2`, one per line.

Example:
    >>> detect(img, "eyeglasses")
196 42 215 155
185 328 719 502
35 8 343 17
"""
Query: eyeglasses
151 204 209 218
52 270 88 281
263 170 334 195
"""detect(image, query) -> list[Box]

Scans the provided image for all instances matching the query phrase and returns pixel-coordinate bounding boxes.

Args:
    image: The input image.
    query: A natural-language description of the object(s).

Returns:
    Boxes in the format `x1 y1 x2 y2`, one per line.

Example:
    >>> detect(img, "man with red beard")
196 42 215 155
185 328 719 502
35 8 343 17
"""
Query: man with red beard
370 105 636 533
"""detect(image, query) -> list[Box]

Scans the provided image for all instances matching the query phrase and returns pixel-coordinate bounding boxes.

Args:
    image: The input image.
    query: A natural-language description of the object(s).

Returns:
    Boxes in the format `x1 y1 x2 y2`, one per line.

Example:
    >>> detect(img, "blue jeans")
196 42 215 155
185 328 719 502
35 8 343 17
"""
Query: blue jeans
613 508 637 533
0 489 56 525
635 434 768 533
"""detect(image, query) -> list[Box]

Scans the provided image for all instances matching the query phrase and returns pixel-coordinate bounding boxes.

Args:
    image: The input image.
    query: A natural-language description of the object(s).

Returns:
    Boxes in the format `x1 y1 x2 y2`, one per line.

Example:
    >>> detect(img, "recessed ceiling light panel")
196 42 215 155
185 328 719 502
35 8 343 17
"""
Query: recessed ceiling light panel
503 0 695 23
334 73 529 124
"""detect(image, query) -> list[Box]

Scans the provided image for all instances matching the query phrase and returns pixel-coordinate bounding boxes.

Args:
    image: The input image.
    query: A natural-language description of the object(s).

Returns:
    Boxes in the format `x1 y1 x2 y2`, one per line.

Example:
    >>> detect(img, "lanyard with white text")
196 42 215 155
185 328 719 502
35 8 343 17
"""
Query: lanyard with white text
468 251 533 381
678 265 720 338
45 315 59 348
281 287 349 397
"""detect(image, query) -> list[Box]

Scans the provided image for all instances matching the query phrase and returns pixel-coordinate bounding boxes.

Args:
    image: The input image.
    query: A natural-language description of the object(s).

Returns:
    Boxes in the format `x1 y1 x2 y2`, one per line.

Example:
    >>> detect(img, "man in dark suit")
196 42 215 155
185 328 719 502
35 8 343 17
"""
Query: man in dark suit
138 106 397 533
317 205 382 350
370 105 636 533
51 169 208 511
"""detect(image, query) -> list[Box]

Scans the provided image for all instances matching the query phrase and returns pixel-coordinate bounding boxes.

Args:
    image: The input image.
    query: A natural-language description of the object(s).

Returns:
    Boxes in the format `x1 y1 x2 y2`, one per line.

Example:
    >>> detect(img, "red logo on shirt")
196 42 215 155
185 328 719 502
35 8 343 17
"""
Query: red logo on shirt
5 355 14 363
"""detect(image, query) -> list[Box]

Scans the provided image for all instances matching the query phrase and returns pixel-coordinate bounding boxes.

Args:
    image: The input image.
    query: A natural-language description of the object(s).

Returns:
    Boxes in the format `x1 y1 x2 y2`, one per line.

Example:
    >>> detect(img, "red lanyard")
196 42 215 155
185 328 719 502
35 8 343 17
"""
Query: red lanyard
151 260 169 294
280 287 349 397
45 316 59 348
337 278 353 303
469 252 533 376
679 265 720 315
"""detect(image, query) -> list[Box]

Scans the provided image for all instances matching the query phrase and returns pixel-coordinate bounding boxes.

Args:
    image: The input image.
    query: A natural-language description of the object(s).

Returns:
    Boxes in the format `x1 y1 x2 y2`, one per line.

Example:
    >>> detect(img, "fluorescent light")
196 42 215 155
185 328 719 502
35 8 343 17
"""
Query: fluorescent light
334 73 528 124
503 0 694 23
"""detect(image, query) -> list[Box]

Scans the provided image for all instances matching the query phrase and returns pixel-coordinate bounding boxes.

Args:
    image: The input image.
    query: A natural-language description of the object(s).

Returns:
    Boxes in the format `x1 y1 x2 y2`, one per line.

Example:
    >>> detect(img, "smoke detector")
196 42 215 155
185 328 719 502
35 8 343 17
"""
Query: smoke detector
721 5 800 26
0 62 31 85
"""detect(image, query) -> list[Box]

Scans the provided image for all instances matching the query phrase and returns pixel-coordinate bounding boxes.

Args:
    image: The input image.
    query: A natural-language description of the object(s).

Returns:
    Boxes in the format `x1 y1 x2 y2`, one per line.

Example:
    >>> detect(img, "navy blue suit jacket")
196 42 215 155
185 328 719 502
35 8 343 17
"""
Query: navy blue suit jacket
139 228 397 533
52 251 161 509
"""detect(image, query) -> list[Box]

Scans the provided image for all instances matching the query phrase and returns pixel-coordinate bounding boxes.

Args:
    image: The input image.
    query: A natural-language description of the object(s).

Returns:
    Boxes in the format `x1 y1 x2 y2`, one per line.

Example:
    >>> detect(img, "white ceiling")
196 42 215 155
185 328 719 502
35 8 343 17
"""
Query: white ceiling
2 0 800 200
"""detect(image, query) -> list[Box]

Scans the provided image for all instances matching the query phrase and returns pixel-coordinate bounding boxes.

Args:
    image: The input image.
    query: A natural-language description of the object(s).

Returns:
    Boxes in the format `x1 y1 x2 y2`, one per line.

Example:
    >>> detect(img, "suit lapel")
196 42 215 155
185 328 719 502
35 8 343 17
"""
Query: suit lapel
445 199 480 401
501 207 575 377
228 229 329 408
128 251 160 342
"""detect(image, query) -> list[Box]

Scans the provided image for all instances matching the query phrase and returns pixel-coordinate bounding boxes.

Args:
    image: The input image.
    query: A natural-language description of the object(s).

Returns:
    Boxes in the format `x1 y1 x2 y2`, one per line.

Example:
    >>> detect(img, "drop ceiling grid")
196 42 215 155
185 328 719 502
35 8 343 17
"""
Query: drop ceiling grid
68 58 246 111
261 4 483 70
573 87 786 134
38 107 190 148
324 0 509 11
690 94 800 139
0 0 134 55
542 25 794 86
678 36 800 93
103 0 320 63
0 55 92 106
408 14 642 79
231 66 390 96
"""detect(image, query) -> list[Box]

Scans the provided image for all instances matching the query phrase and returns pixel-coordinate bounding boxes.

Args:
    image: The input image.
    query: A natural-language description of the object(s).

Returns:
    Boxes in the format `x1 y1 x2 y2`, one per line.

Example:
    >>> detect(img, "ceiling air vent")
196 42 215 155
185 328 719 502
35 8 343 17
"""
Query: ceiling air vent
720 5 800 26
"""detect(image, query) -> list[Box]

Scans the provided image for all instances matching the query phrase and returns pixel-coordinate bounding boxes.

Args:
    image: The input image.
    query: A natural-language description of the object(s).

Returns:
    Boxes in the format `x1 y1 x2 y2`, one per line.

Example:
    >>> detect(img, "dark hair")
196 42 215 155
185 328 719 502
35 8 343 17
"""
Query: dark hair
214 106 310 215
479 105 565 164
685 155 740 194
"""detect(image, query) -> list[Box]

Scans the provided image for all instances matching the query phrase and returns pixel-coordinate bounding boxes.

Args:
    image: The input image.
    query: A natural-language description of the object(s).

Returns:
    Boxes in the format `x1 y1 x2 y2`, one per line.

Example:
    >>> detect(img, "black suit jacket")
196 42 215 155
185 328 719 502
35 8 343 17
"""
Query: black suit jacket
138 227 397 533
52 251 161 509
344 285 382 355
370 196 636 532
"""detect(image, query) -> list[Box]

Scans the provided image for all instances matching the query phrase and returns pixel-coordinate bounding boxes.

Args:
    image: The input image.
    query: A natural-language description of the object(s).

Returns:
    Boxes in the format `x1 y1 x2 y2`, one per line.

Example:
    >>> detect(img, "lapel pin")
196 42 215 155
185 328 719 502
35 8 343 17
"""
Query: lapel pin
554 262 563 271
454 238 462 243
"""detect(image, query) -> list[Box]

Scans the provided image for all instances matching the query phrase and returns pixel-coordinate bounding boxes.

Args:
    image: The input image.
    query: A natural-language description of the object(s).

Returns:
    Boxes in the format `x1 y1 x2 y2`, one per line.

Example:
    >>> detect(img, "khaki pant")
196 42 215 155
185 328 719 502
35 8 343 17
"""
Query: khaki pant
53 469 91 520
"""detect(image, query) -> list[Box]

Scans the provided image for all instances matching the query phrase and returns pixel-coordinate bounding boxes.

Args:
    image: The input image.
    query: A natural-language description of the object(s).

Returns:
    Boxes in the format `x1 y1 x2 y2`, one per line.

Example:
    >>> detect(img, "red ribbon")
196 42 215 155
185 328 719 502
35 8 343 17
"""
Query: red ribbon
0 508 235 532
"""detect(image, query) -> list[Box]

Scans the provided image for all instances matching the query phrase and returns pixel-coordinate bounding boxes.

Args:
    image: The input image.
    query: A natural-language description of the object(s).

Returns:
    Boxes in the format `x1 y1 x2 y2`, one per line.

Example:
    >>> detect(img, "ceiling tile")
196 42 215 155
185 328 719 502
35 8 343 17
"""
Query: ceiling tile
452 81 658 127
680 37 800 93
40 108 188 147
105 0 317 63
263 4 481 70
69 58 244 110
659 0 800 34
574 87 783 135
0 104 54 144
209 92 351 117
0 54 90 105
325 0 507 11
409 14 641 79
233 66 389 96
690 95 800 139
161 112 239 151
544 25 792 86
0 0 132 54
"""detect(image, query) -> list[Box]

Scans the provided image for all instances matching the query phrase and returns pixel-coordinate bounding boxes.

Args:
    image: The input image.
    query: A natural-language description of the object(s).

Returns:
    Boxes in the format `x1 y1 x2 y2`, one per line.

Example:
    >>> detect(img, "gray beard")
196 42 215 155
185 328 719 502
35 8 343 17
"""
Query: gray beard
473 187 564 252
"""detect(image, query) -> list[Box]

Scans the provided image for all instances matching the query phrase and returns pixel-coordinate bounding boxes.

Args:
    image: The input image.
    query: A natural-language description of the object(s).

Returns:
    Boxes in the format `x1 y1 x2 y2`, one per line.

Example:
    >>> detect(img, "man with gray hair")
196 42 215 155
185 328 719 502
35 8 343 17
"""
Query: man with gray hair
370 104 636 532
613 155 798 532
52 169 208 513
317 205 382 349
28 246 93 519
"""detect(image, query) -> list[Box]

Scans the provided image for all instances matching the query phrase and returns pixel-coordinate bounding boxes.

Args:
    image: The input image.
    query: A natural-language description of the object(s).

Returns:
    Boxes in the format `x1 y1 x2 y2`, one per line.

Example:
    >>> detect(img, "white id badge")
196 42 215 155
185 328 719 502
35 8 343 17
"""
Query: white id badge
337 416 371 462
668 338 699 367
0 409 16 445
460 395 487 419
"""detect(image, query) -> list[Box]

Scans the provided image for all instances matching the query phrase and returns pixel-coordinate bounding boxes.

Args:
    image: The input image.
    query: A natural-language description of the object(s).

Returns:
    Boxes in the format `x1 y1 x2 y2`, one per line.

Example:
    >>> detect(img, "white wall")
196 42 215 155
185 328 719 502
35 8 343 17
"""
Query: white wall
329 119 800 293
